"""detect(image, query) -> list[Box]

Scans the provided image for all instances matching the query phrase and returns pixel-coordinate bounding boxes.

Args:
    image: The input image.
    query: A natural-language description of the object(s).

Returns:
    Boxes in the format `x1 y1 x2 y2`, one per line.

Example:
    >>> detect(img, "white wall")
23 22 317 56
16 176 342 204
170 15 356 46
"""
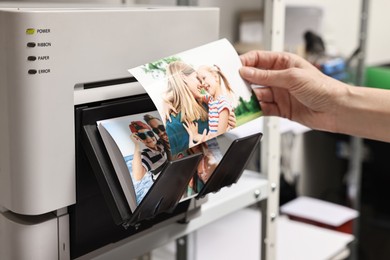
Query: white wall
286 0 390 65
197 0 390 65
366 0 390 65
197 0 263 43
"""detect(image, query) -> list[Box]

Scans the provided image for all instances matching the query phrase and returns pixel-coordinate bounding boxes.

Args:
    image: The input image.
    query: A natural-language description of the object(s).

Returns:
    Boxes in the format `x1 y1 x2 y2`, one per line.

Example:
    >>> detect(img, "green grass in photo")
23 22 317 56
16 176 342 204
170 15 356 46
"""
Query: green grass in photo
236 111 263 126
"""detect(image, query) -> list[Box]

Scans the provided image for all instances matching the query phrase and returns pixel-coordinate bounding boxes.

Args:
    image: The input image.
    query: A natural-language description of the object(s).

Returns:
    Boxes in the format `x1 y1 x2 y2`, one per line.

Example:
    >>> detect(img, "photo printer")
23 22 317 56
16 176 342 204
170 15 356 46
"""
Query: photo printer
0 4 263 260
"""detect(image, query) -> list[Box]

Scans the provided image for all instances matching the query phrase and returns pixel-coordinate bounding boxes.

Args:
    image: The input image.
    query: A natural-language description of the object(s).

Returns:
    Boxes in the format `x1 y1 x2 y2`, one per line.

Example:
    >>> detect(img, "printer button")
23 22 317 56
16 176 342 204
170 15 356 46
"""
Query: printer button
28 69 37 75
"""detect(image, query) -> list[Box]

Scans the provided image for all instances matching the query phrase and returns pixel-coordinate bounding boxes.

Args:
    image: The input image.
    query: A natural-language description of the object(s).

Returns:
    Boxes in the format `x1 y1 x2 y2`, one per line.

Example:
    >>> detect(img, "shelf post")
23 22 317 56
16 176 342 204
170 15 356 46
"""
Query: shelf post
261 0 285 259
348 0 370 259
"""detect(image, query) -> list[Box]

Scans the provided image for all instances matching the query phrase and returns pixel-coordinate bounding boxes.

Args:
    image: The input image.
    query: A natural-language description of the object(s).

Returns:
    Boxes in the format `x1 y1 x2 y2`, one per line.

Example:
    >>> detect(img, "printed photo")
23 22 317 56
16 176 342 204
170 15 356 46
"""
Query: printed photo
188 138 223 194
97 111 172 209
129 38 262 158
97 110 228 209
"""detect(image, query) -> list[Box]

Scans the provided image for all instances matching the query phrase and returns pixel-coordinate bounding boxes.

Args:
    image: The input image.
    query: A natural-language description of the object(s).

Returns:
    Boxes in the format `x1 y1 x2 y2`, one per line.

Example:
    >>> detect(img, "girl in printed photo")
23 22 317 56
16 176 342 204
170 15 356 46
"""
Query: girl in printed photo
197 64 236 137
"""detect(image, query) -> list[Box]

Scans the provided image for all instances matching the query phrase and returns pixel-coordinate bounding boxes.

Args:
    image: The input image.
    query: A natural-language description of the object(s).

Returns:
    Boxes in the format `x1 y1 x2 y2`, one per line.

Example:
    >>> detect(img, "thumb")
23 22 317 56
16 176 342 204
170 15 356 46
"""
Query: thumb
240 66 291 89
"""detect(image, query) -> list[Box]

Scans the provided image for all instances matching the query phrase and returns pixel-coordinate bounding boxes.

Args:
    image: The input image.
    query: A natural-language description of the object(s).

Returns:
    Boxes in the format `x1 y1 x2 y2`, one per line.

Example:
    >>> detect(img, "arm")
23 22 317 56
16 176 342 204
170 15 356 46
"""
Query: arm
130 134 147 181
161 92 177 123
338 86 390 142
239 50 390 142
216 108 230 135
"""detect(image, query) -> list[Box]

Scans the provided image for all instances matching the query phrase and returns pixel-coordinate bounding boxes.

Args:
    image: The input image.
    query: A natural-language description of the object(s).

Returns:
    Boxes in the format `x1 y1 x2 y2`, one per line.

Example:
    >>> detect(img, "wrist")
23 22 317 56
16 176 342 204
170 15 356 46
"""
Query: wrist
332 82 353 134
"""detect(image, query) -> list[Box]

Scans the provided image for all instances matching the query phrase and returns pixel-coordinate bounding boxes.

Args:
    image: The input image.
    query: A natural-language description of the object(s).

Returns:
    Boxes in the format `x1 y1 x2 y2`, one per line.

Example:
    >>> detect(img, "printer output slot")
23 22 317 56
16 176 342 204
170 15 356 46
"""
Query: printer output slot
73 94 196 258
82 123 202 227
75 76 137 90
74 77 145 105
77 94 204 226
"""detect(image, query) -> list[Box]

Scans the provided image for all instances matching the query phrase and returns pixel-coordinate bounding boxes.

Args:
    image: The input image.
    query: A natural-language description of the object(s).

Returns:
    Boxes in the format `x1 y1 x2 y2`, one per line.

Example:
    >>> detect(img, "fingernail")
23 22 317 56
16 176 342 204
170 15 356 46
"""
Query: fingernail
240 67 255 78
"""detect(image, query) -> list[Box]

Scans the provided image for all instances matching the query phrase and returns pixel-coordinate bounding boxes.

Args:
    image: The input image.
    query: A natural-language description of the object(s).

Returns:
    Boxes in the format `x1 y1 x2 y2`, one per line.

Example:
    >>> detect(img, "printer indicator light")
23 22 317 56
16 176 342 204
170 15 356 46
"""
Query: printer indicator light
27 56 37 61
28 69 37 75
26 28 35 35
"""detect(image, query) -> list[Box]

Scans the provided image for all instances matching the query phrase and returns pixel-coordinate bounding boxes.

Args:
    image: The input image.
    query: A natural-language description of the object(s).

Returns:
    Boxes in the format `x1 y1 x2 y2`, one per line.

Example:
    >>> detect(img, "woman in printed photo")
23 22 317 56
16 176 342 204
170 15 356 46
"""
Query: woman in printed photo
163 61 209 156
163 61 236 157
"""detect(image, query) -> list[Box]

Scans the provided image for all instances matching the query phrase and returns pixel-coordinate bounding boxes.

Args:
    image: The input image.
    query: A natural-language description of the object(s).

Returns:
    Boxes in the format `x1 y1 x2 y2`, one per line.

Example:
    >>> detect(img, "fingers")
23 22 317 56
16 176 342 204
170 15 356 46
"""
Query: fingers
240 50 285 69
253 87 274 103
198 129 208 143
169 104 178 114
259 102 281 117
163 111 171 123
130 133 141 143
183 122 190 134
253 87 280 116
253 87 292 119
240 50 307 70
240 50 271 68
240 66 295 90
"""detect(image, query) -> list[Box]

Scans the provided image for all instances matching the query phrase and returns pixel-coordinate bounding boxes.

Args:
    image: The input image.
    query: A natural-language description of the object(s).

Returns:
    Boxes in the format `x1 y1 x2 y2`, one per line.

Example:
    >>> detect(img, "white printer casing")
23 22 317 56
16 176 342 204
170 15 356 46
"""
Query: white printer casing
0 5 218 215
0 4 219 259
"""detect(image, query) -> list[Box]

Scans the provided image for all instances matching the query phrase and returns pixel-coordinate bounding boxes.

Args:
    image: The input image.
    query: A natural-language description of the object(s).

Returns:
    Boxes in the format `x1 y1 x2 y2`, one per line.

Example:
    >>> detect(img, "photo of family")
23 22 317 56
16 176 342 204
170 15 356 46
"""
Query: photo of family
129 38 262 158
97 110 225 211
97 111 171 210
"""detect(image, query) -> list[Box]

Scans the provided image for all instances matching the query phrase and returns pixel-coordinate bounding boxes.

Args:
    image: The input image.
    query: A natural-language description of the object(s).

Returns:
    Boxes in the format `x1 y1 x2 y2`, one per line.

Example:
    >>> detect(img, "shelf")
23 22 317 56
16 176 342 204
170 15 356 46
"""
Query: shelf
277 216 354 260
75 170 268 260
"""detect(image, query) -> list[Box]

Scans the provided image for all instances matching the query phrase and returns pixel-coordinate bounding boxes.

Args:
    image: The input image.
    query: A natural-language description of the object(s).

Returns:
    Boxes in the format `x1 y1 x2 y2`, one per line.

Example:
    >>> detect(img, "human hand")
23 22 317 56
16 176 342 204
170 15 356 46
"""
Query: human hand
161 101 177 124
130 133 141 146
239 50 348 132
183 121 208 148
228 111 236 129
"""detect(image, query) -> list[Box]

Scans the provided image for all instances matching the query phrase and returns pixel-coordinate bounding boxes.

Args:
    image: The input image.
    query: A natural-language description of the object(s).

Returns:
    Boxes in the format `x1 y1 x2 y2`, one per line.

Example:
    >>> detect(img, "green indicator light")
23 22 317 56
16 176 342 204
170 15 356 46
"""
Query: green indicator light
26 28 35 35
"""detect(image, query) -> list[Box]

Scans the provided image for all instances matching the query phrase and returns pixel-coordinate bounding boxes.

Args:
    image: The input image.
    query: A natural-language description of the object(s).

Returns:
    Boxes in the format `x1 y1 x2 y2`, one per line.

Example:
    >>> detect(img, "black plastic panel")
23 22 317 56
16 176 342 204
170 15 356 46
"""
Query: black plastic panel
126 153 202 226
196 132 262 198
71 94 193 258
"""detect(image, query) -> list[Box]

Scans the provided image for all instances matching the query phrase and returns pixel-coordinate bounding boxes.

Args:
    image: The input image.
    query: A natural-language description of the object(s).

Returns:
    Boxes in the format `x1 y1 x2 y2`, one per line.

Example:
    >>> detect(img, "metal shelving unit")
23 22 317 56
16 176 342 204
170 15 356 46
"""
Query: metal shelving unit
261 0 284 259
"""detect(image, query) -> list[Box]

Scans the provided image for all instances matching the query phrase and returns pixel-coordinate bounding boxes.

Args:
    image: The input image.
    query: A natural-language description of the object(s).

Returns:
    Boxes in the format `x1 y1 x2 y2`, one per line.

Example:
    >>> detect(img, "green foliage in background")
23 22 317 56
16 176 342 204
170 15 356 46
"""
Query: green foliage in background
142 56 182 76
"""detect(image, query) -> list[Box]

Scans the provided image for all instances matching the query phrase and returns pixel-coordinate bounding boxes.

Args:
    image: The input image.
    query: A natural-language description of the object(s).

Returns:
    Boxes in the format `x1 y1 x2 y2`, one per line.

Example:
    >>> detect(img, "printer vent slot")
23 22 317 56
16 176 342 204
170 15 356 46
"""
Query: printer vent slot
76 77 137 90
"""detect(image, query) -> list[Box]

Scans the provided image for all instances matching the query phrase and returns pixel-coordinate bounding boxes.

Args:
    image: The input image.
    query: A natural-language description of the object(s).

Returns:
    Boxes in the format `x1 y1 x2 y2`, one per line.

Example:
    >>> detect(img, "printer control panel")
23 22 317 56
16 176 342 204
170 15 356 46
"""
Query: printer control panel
25 27 52 75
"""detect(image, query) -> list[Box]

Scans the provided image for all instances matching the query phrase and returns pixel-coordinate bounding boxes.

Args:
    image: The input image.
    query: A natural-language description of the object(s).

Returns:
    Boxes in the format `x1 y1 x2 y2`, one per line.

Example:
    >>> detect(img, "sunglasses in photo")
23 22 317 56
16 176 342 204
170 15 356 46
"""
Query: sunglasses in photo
152 125 165 134
137 130 155 140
